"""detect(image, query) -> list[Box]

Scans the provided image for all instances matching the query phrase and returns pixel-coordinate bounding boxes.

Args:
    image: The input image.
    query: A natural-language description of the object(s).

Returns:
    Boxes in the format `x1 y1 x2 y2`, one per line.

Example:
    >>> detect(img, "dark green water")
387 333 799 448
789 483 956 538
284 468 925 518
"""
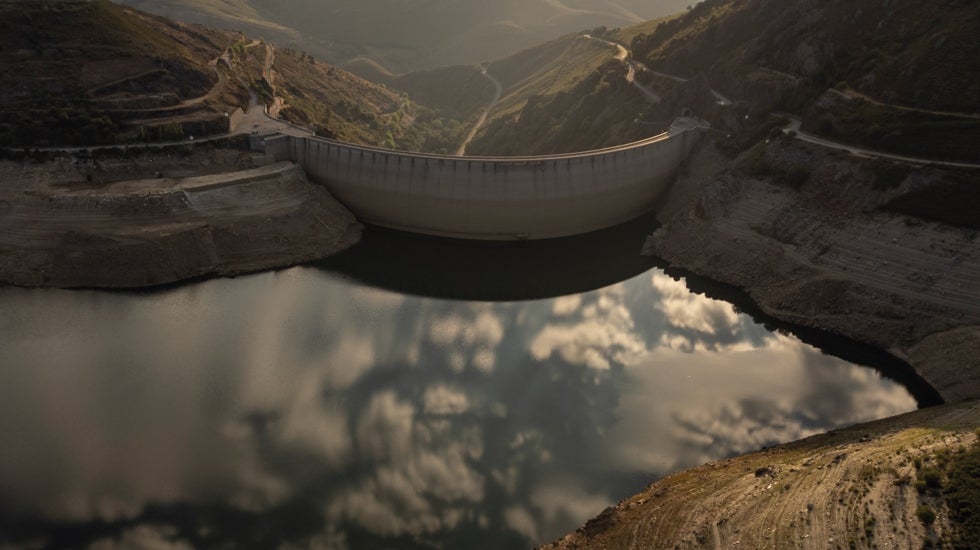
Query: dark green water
0 225 923 549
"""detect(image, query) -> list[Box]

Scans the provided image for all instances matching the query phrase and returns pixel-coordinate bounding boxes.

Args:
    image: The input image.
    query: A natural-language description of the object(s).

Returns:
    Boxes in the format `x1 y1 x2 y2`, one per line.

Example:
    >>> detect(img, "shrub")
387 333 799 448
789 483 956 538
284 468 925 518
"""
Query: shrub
945 444 980 549
917 505 937 526
778 165 811 188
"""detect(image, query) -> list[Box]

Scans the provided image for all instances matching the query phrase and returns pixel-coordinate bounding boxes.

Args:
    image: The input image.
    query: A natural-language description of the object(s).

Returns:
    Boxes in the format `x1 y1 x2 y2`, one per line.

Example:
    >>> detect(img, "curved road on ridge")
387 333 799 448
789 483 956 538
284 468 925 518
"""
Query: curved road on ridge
581 34 662 103
782 117 980 169
455 67 503 156
26 34 974 175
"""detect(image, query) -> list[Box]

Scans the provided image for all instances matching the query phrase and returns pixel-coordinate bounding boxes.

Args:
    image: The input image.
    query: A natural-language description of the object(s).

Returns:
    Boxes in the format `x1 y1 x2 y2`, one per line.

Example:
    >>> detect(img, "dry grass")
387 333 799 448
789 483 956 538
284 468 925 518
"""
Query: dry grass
549 402 980 549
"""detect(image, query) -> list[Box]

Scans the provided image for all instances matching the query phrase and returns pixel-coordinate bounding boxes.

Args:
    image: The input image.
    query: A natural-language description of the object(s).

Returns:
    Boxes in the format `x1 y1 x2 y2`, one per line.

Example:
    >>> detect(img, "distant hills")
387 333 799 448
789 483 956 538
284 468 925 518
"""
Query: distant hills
457 0 980 160
0 0 464 149
116 0 694 75
9 0 977 159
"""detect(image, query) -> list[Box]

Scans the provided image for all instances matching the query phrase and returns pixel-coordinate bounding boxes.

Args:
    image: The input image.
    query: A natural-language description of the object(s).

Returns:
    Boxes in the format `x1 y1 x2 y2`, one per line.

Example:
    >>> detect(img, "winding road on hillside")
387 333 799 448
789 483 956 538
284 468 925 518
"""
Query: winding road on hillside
231 42 312 138
782 116 980 169
580 34 735 106
455 66 503 156
581 34 662 103
828 88 980 120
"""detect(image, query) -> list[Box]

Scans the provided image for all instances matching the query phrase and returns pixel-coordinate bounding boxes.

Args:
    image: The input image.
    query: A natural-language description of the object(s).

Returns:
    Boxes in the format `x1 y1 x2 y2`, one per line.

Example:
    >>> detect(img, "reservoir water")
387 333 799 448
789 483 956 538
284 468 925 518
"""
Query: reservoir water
0 229 920 549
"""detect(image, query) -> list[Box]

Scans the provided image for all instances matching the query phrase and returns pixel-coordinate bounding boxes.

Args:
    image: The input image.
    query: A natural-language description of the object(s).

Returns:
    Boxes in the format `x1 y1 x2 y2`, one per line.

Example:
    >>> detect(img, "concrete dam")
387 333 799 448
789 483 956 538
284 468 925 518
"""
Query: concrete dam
262 117 707 240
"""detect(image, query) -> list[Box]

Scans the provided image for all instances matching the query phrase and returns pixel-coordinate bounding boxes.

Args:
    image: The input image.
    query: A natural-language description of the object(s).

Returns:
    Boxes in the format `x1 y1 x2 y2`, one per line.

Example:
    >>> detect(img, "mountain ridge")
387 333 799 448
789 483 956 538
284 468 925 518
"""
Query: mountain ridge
115 0 694 75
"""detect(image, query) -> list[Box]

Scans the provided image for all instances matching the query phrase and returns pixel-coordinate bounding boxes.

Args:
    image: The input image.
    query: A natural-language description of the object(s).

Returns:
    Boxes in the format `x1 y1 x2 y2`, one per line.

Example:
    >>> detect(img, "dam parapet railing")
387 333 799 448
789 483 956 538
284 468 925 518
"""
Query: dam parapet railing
260 117 708 240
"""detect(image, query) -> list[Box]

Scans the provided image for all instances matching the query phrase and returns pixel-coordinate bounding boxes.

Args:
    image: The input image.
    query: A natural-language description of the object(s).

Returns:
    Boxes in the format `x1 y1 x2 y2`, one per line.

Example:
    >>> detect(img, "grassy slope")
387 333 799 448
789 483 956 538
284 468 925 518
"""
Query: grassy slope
121 0 691 75
458 34 638 155
631 0 980 115
467 0 979 156
384 32 622 155
0 0 453 148
121 0 296 35
390 66 495 119
0 0 228 146
487 34 610 117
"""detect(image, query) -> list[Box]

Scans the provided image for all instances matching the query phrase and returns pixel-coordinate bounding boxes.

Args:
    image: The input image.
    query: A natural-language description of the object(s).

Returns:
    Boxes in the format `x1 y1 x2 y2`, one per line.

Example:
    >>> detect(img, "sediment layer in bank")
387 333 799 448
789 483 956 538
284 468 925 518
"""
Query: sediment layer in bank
0 155 361 288
644 139 980 403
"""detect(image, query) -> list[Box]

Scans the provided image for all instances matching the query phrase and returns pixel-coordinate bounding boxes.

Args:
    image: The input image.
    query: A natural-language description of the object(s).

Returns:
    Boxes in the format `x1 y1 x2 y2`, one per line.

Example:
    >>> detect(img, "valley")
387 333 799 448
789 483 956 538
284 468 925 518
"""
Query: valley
1 0 979 548
118 0 694 75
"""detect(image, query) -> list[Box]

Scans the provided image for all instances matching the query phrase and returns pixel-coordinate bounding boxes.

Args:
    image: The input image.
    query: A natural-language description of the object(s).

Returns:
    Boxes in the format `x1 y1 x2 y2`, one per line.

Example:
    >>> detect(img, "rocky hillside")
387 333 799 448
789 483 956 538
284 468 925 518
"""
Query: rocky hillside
0 0 457 149
458 32 649 155
629 0 980 162
119 0 694 75
0 0 237 146
464 0 978 160
538 1 980 545
631 0 979 115
549 400 980 549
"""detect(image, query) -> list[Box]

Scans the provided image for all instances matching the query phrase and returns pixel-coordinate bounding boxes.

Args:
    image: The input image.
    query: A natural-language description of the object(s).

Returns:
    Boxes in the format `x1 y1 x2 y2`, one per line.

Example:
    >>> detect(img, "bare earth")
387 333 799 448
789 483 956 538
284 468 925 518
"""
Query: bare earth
646 140 980 403
0 150 361 288
546 137 980 549
549 401 980 550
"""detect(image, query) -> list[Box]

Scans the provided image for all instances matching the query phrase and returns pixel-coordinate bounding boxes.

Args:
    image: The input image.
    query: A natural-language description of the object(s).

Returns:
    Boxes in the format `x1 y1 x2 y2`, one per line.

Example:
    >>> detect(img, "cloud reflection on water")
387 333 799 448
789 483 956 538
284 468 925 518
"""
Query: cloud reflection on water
0 267 916 549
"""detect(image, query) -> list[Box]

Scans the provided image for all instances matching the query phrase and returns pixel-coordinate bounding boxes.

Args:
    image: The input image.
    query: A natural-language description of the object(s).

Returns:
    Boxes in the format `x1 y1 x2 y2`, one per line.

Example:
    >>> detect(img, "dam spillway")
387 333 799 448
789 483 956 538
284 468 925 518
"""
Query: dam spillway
262 117 707 240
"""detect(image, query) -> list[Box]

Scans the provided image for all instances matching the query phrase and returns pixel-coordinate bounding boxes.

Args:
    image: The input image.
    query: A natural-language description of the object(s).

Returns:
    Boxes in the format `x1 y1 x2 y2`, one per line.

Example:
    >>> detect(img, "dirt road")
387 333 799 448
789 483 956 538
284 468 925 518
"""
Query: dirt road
455 66 503 156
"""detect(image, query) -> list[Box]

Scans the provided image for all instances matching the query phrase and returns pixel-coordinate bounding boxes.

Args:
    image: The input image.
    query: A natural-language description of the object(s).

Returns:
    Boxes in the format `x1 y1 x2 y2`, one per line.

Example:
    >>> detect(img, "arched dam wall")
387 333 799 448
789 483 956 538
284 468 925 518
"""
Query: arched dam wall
263 118 706 240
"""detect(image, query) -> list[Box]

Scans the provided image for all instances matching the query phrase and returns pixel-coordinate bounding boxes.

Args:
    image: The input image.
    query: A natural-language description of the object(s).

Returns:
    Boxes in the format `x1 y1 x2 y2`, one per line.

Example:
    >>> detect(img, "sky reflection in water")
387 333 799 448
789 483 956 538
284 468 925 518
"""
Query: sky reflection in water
0 267 916 549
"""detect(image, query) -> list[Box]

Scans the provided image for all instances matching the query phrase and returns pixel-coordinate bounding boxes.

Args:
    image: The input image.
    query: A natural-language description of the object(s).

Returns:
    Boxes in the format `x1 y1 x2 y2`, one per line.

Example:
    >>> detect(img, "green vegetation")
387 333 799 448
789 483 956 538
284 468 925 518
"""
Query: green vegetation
484 34 610 122
917 505 937 526
468 60 650 155
0 1 458 150
945 443 980 548
871 161 912 190
265 46 467 151
883 173 980 230
0 107 119 147
0 0 229 147
403 108 471 154
737 140 812 188
390 66 495 120
122 0 692 75
627 0 980 135
804 93 980 163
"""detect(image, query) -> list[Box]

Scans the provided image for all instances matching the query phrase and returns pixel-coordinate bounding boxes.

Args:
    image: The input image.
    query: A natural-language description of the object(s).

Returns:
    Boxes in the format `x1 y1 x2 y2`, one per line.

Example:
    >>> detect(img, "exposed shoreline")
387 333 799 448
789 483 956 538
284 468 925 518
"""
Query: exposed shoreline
545 137 980 548
0 150 361 289
3 140 978 548
3 140 973 398
548 399 980 549
644 139 980 404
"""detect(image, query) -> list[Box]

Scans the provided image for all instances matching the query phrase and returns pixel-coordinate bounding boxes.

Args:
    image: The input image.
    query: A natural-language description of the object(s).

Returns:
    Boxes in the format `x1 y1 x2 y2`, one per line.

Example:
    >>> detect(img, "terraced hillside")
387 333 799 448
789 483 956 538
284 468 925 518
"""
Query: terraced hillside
457 0 978 161
0 0 450 149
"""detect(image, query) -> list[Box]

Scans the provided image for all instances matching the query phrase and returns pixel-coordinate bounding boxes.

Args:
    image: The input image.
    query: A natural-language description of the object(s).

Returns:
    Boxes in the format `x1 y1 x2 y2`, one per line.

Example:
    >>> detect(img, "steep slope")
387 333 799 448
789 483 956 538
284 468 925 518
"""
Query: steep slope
631 0 980 114
549 400 980 549
0 0 448 148
117 0 694 75
0 0 235 146
521 2 980 545
628 0 980 161
460 33 643 155
121 0 296 37
463 0 979 159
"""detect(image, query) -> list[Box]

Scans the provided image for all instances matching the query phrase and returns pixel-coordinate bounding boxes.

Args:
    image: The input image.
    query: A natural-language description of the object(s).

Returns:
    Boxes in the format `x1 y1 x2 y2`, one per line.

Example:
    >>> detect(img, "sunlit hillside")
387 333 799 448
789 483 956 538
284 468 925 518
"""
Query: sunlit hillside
458 0 980 159
0 0 463 148
116 0 694 75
